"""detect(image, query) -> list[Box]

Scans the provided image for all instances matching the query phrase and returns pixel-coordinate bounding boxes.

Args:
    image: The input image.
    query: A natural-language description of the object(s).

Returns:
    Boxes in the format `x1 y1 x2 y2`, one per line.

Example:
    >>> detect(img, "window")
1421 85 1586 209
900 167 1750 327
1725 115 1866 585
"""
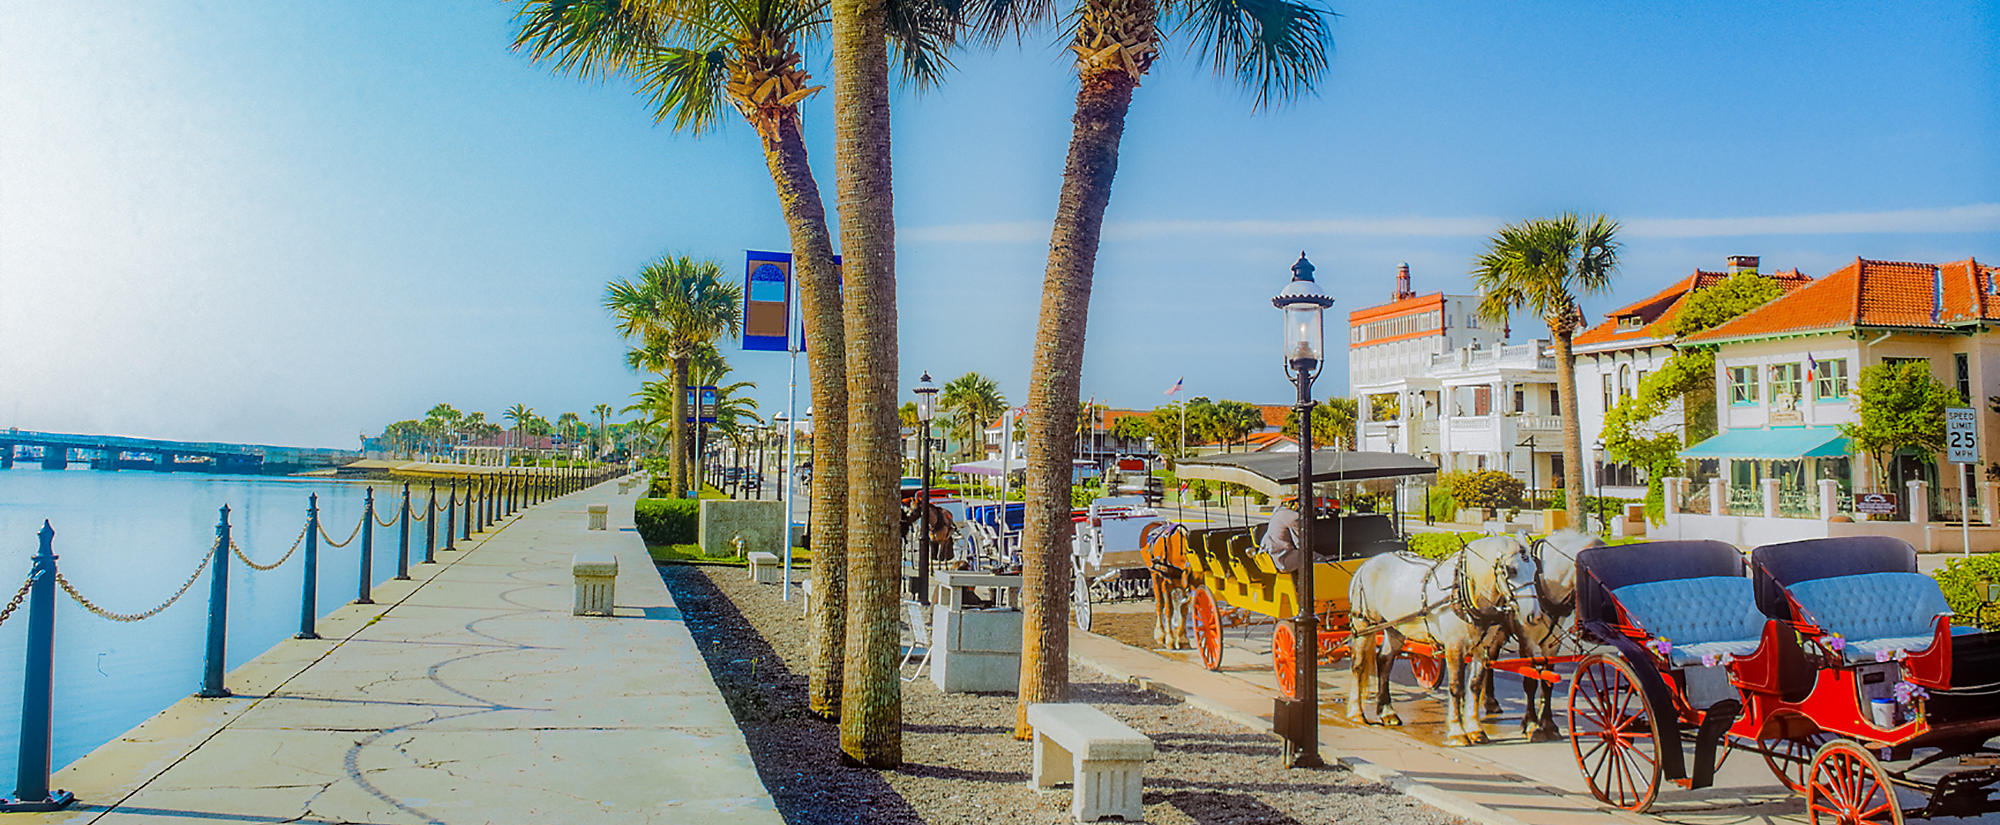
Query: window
1601 374 1614 412
1468 315 1480 329
1729 366 1759 405
1770 362 1802 403
1619 315 1643 330
1549 389 1560 413
1513 387 1525 413
1618 365 1632 399
1956 353 1970 402
1473 386 1492 416
1814 358 1850 400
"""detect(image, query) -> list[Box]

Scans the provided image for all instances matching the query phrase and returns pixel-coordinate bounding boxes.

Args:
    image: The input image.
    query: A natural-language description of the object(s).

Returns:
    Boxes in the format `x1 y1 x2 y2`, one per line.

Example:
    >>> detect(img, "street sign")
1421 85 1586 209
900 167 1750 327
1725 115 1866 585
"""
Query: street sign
1947 406 1978 464
1853 492 1899 516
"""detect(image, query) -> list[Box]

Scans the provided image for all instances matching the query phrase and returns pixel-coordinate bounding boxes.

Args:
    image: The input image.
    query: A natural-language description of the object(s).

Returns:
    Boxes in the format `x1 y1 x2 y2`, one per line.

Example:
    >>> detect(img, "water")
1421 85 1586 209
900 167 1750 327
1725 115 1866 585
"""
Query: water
0 467 443 782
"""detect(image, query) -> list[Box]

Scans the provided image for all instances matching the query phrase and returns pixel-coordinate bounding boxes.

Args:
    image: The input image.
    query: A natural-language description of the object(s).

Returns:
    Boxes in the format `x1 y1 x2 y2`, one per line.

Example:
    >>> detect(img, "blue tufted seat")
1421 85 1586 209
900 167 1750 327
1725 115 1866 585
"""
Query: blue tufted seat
1612 576 1767 667
1786 572 1974 662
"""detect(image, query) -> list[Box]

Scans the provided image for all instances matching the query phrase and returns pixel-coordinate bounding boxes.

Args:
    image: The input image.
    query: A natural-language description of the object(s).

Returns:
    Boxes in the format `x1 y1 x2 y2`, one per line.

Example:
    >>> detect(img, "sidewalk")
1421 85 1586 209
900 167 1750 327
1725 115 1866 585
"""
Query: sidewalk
26 480 779 825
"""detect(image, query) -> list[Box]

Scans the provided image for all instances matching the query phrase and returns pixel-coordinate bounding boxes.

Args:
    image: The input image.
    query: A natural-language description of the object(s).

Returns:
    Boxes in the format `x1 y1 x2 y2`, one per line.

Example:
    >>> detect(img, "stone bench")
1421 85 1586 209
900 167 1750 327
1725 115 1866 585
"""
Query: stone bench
587 504 608 530
1026 703 1153 822
747 551 780 585
571 553 618 616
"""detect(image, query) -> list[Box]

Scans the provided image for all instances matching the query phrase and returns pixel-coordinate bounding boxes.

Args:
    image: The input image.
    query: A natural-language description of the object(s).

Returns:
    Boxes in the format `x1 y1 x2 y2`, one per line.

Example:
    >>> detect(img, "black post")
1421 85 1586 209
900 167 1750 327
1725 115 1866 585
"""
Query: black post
508 471 517 513
1278 366 1323 767
356 488 375 605
423 482 437 564
198 506 232 698
916 418 932 604
297 495 320 639
4 522 73 812
395 483 412 580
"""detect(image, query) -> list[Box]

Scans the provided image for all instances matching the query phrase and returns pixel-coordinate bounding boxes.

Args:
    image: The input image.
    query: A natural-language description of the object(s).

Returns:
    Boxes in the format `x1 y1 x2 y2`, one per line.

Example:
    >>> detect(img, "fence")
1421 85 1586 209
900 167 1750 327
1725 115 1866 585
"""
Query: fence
0 464 619 811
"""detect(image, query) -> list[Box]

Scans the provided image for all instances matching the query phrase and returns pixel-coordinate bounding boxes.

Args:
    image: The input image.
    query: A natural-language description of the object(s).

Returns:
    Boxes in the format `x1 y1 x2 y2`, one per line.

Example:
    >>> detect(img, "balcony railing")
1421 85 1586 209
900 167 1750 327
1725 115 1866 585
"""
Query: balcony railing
1516 414 1561 432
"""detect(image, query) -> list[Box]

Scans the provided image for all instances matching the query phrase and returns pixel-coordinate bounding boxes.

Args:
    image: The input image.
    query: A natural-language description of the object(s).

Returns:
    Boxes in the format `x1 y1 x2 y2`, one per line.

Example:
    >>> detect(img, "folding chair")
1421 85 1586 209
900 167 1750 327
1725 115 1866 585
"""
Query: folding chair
900 600 934 681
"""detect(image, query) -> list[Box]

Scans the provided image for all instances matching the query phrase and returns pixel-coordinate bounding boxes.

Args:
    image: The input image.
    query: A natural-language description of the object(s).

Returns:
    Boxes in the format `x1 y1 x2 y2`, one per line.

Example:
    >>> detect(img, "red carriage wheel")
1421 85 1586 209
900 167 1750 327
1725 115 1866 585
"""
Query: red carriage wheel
1190 586 1223 671
1760 727 1832 793
1410 654 1443 691
1566 655 1662 812
1807 739 1904 825
1272 620 1298 699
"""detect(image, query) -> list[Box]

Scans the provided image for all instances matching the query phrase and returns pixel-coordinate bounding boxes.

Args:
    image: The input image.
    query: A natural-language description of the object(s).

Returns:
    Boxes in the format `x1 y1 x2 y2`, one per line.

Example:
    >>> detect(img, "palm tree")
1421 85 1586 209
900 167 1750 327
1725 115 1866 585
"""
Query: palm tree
973 0 1331 735
593 403 615 457
940 371 1004 462
505 403 534 465
1472 213 1620 527
605 255 743 498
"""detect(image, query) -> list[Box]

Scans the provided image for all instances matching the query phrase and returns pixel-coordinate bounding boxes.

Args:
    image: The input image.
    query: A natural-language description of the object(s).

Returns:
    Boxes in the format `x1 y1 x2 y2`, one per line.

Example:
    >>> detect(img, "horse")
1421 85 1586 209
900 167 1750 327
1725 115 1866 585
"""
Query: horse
1139 519 1194 649
899 497 958 562
1346 534 1545 746
1508 529 1601 741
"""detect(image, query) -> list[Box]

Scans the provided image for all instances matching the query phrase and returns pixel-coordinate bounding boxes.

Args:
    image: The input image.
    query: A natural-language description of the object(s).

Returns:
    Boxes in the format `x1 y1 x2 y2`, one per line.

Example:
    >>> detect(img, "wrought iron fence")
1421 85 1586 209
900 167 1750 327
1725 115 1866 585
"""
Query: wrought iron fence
1777 488 1818 519
1726 485 1763 516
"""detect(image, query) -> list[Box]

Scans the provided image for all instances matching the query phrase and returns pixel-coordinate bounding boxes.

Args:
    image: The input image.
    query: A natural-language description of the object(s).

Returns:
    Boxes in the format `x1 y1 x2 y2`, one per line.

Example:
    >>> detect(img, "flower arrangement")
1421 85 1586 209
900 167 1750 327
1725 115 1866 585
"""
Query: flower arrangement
1701 651 1735 668
1645 637 1673 658
1819 634 1846 654
1893 680 1928 706
1873 647 1908 663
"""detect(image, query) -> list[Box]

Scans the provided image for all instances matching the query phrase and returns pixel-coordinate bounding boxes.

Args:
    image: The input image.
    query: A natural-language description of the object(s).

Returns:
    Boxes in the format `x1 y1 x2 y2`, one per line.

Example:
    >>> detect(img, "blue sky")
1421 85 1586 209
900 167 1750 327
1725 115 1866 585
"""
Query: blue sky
2 1 1994 448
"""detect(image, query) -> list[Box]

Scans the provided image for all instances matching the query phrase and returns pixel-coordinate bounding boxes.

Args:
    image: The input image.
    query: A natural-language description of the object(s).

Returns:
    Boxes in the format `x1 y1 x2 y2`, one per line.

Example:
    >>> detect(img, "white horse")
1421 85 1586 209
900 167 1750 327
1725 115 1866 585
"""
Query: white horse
1347 535 1545 746
1504 529 1602 741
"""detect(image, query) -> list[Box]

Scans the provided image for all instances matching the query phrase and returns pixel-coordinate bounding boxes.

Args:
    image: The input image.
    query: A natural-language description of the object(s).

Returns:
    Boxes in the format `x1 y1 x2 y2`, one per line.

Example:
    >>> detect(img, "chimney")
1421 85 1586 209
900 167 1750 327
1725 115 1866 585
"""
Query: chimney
1394 262 1414 300
1727 255 1760 275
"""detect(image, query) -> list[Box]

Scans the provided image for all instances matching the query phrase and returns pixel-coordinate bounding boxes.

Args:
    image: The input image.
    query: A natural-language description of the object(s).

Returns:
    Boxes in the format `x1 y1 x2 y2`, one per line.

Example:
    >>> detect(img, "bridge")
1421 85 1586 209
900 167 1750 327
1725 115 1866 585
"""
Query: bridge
0 428 360 474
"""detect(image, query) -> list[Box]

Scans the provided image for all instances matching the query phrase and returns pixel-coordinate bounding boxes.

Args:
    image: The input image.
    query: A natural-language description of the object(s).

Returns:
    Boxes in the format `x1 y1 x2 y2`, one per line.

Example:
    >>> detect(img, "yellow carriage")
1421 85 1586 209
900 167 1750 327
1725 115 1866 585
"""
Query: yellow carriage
1147 451 1442 698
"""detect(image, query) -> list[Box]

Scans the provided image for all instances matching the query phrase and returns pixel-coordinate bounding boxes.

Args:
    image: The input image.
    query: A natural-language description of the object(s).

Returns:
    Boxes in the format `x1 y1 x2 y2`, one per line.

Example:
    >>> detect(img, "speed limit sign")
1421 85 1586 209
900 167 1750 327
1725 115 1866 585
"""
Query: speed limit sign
1946 406 1978 463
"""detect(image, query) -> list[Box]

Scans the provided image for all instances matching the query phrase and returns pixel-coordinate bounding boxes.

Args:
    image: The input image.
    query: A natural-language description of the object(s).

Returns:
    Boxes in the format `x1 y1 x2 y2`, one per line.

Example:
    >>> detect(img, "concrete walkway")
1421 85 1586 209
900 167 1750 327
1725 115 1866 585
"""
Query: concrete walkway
26 480 780 825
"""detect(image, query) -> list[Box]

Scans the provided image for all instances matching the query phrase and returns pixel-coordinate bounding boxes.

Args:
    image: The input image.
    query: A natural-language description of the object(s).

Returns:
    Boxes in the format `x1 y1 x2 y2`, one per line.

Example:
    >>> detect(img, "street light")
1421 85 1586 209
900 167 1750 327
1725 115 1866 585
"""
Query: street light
1272 251 1333 769
913 372 940 604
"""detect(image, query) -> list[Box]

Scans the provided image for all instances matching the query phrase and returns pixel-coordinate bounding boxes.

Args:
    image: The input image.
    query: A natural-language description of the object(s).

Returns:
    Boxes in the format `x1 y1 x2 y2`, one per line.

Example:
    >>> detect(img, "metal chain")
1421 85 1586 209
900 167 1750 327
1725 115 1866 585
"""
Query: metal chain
373 507 399 528
230 522 309 571
319 515 364 548
409 506 427 523
0 572 38 628
55 540 217 622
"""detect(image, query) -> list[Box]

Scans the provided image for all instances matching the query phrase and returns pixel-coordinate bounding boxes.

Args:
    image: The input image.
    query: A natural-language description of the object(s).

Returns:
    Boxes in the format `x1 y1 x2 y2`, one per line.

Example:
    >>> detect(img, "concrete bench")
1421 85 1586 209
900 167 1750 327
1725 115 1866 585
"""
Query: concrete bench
587 504 608 530
747 551 780 585
1026 703 1153 822
571 553 618 616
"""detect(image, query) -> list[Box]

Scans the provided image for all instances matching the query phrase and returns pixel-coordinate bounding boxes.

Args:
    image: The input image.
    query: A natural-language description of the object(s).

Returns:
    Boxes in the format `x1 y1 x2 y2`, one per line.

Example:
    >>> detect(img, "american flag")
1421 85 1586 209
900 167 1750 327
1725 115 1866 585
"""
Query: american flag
1165 377 1183 396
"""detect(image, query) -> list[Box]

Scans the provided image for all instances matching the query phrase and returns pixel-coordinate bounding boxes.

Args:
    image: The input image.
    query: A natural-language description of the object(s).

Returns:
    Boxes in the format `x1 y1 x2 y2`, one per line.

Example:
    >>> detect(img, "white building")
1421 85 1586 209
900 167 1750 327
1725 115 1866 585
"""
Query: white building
1348 263 1504 452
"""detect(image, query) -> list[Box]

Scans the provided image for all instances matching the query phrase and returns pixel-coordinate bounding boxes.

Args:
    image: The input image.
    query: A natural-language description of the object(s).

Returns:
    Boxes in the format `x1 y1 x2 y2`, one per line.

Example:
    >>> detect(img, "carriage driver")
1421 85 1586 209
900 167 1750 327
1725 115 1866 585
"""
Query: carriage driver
1258 495 1335 572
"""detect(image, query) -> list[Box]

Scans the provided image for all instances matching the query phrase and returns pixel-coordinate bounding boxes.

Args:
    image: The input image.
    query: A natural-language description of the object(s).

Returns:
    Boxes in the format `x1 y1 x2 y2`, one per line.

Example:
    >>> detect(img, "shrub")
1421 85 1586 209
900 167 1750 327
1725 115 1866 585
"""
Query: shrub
1439 470 1525 510
1425 489 1460 523
1933 553 2000 630
635 497 699 546
1410 531 1480 559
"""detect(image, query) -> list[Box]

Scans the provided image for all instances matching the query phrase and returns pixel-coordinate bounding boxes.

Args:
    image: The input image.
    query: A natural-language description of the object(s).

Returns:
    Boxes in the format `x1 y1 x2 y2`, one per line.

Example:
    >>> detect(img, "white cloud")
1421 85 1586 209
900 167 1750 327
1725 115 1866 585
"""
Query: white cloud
902 203 2000 244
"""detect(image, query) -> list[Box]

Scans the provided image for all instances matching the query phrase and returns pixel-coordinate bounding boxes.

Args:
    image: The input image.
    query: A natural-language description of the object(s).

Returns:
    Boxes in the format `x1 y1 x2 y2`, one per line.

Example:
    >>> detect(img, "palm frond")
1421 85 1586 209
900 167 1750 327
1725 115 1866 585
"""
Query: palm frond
634 46 733 133
512 0 672 79
1170 0 1333 109
959 0 1058 47
884 0 966 89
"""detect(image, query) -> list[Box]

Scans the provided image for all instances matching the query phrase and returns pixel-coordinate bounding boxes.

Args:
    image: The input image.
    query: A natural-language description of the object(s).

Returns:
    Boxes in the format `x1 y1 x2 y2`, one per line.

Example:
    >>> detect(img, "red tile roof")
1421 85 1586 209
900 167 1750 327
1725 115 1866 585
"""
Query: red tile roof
1347 292 1444 324
1683 257 1998 345
1573 268 1812 349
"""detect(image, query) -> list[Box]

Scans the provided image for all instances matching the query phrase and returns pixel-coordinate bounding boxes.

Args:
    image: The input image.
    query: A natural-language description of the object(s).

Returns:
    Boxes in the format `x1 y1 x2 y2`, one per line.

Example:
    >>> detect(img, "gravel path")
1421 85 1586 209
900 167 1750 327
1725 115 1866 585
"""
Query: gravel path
657 562 1462 825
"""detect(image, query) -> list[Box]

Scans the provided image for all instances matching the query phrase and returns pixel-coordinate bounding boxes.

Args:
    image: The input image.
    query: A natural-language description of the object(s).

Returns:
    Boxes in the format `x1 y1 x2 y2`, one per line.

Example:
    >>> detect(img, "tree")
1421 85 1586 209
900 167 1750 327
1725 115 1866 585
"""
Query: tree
940 372 1006 461
1282 396 1356 449
605 255 743 498
1842 361 1957 488
505 404 535 464
592 402 615 457
1210 400 1263 450
1108 413 1151 446
1473 214 1619 526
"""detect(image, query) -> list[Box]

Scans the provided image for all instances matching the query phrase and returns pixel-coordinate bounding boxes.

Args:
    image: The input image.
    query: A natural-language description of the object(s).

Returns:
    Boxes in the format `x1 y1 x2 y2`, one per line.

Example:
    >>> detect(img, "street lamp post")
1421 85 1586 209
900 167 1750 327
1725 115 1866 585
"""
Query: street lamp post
914 373 939 604
1273 251 1333 769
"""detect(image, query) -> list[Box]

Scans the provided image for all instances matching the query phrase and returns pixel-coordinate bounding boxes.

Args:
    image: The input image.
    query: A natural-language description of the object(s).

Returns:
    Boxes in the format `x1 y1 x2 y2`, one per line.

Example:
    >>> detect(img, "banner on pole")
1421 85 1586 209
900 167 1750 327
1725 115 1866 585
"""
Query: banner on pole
685 386 718 423
743 251 792 352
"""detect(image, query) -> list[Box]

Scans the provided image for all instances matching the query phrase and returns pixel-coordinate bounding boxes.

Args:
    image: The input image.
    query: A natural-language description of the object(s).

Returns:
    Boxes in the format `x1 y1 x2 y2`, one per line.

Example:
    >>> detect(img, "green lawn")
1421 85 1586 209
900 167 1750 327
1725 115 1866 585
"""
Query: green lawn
647 542 813 567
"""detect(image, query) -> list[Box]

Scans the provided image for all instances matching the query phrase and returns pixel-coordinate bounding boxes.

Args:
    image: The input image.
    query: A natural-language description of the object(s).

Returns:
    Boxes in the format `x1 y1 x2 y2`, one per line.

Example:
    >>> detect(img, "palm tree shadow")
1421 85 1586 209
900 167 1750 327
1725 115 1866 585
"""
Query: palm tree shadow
1157 790 1306 825
659 564 925 825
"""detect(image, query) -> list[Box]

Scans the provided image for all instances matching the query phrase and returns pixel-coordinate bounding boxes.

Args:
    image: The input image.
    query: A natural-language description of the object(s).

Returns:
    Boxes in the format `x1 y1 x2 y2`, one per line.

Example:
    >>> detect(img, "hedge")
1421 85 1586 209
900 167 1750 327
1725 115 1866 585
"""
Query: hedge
1933 553 2000 630
635 497 699 546
1425 490 1460 523
1410 531 1481 559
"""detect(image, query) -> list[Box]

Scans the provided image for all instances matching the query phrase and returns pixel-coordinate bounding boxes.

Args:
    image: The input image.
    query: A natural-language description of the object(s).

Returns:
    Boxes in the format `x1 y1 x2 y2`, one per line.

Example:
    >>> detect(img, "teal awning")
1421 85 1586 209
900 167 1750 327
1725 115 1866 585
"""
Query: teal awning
1679 426 1849 460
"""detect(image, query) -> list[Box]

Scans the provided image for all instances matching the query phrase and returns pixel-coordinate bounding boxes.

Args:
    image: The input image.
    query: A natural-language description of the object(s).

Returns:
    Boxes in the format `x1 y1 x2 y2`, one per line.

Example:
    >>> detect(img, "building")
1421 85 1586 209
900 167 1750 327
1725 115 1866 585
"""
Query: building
1569 256 1813 496
1347 263 1505 397
1659 256 2000 550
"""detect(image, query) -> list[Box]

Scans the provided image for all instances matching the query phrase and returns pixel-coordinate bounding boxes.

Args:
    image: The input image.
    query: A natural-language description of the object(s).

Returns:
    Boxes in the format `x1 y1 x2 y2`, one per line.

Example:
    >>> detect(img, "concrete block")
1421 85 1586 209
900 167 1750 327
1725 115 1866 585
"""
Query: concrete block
747 551 779 585
571 553 618 616
587 504 608 531
930 605 1022 693
698 500 783 558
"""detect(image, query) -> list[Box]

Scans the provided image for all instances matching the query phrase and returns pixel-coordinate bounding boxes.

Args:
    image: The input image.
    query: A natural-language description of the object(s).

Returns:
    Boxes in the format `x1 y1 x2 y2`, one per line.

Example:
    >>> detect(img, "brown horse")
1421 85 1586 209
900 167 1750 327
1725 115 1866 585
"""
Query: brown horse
900 498 957 561
1139 520 1194 649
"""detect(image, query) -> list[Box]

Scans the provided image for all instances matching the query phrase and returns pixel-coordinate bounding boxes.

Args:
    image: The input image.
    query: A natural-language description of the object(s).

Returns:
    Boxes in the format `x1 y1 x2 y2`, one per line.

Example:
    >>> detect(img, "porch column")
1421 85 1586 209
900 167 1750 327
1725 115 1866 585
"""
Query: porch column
1984 480 1999 526
1819 478 1839 521
1761 477 1780 519
1356 394 1372 447
1709 477 1726 517
1662 478 1684 532
1908 479 1929 525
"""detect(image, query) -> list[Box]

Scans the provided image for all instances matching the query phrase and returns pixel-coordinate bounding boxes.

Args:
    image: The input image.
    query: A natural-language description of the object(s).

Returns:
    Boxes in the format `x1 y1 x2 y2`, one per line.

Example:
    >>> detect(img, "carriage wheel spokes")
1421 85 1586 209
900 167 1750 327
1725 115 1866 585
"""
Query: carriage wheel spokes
1072 571 1093 632
1410 654 1443 692
1191 586 1223 671
1272 620 1298 699
1566 655 1662 812
1807 739 1904 825
1760 725 1832 793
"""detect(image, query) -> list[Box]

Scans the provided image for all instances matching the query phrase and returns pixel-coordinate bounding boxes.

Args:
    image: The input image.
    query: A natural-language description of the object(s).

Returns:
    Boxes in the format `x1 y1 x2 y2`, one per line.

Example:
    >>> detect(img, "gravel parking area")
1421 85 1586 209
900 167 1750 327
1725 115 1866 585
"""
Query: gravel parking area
657 562 1461 825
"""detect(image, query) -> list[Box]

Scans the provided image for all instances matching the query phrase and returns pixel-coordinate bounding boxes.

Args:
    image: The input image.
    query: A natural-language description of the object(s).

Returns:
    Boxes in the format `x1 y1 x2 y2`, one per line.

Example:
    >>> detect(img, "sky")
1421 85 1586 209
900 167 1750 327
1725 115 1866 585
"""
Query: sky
2 1 1995 449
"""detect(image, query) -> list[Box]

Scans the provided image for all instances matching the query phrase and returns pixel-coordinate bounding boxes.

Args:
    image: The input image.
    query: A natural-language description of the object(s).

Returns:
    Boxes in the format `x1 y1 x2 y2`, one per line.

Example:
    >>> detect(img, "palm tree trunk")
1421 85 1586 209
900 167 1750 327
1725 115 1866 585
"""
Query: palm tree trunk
832 0 901 769
1553 327 1586 525
672 356 691 498
761 117 851 719
1016 66 1139 739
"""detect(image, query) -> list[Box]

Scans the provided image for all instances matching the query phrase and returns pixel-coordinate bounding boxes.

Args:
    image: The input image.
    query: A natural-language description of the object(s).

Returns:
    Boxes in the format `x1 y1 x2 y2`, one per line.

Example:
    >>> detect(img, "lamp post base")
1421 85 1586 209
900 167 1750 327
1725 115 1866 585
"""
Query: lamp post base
1273 697 1324 768
0 790 74 812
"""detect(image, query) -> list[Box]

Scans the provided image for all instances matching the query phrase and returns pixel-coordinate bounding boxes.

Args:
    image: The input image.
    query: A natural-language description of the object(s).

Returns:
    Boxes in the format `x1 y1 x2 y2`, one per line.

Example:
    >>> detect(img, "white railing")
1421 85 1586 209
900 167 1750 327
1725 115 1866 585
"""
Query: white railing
1449 417 1494 432
1428 342 1554 372
1516 414 1561 432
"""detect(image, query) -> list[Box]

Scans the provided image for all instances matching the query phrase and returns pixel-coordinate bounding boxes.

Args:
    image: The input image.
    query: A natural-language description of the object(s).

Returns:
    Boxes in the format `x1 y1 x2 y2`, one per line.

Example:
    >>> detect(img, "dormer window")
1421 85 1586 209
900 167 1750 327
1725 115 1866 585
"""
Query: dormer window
1618 315 1643 330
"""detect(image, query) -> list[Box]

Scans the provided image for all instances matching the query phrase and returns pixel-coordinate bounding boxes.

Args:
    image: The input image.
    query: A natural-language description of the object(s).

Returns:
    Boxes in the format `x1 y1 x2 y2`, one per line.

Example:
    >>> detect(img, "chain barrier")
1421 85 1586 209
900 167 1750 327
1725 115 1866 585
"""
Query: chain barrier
55 539 218 622
319 514 365 548
410 506 427 523
230 522 309 571
373 507 399 528
0 571 39 628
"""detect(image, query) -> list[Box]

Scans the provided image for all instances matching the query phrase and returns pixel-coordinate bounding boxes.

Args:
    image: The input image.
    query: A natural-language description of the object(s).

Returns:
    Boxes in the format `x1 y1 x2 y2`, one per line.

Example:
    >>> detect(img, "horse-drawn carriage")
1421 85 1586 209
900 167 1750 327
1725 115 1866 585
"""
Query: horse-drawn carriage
1569 535 2000 822
1069 497 1161 631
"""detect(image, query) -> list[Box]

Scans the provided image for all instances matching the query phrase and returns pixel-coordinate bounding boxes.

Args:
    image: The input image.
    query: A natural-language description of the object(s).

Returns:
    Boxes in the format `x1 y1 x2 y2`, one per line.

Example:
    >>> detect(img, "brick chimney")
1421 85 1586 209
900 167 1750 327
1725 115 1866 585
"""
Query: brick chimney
1394 262 1414 300
1727 255 1760 275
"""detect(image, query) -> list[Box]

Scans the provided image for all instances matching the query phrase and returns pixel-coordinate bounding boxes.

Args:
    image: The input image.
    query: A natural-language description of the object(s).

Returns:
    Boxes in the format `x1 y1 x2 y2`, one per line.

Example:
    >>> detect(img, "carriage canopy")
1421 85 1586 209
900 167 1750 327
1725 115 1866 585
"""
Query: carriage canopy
1175 450 1437 498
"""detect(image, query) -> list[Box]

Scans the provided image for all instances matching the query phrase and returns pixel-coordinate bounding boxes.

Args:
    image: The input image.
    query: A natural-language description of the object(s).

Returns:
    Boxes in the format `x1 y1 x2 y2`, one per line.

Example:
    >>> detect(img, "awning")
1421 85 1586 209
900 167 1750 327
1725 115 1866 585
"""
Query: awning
1679 426 1849 460
1176 450 1438 498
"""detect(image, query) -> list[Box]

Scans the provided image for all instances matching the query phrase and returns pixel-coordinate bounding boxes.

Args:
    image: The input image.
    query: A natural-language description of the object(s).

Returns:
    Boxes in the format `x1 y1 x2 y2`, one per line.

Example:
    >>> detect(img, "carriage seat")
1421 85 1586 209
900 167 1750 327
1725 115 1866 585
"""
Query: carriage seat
1612 576 1767 667
1786 572 1974 662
